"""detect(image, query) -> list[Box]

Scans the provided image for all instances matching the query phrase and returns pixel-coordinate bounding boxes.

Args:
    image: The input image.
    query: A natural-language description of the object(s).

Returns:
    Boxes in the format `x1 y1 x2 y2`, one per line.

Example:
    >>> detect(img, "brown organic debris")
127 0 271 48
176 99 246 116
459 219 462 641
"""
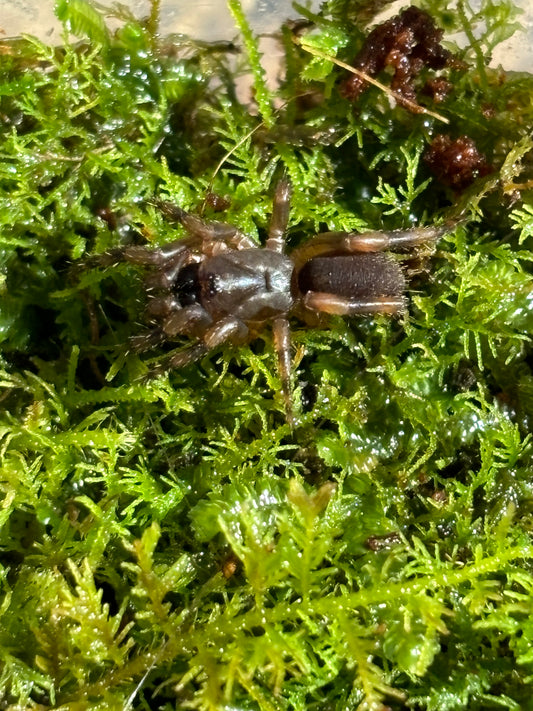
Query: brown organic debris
424 134 492 191
340 6 452 109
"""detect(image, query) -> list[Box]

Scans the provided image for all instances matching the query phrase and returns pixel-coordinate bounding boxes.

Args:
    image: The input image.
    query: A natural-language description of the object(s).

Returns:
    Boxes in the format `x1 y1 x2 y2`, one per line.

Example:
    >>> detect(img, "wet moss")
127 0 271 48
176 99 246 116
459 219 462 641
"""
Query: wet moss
1 0 533 708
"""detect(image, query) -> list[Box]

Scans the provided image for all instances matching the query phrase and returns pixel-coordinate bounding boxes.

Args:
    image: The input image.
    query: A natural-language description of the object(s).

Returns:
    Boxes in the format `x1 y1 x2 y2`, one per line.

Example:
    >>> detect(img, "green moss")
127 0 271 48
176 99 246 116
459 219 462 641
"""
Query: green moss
1 0 533 708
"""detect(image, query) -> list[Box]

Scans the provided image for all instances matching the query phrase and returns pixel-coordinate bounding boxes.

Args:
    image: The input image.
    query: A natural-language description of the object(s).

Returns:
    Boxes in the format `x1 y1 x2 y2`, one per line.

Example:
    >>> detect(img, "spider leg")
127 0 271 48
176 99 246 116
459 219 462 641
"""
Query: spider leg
152 342 210 374
155 199 256 252
143 250 196 290
272 316 295 425
202 316 249 349
148 316 249 377
131 304 212 353
265 179 291 253
81 240 196 294
292 224 446 267
144 295 180 320
303 291 406 315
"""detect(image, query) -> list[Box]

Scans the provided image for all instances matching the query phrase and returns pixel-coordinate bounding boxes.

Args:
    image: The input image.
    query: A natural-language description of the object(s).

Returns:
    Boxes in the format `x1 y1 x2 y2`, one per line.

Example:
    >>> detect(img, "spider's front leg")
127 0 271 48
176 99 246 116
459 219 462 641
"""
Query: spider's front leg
130 303 213 353
80 239 195 295
154 199 257 253
147 316 249 377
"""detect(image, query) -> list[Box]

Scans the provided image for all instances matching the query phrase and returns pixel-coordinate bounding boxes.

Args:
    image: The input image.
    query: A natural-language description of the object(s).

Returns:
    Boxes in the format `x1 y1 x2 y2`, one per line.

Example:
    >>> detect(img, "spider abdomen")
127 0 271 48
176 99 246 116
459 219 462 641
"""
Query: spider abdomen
297 252 405 299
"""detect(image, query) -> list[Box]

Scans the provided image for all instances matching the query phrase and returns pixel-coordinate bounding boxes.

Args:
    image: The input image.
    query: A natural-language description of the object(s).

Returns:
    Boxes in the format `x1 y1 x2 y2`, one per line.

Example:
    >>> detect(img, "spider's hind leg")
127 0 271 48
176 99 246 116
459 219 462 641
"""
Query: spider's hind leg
292 224 446 268
303 291 406 316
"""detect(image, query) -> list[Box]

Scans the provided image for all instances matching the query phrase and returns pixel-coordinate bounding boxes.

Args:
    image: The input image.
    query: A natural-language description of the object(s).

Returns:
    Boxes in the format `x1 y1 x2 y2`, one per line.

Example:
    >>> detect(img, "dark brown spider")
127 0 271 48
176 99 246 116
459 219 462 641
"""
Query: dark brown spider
90 181 447 423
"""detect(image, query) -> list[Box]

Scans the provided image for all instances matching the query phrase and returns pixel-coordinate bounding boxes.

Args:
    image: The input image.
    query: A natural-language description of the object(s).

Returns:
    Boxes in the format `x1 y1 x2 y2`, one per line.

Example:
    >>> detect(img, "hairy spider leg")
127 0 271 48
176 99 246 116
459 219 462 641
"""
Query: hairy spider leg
151 316 249 376
155 199 257 253
303 291 406 315
272 316 295 425
265 178 292 253
130 304 213 353
82 239 196 296
291 224 446 268
81 239 193 276
151 342 209 376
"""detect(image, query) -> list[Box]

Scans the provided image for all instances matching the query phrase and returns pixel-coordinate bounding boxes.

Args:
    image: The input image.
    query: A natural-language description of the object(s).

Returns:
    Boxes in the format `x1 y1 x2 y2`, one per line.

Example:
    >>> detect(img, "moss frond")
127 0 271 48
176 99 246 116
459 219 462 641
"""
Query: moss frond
0 0 533 708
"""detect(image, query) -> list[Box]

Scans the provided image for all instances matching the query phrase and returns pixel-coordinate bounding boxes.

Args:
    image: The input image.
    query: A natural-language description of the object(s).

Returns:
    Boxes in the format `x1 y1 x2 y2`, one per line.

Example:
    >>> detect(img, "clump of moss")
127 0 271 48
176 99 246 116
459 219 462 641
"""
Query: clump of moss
1 0 533 708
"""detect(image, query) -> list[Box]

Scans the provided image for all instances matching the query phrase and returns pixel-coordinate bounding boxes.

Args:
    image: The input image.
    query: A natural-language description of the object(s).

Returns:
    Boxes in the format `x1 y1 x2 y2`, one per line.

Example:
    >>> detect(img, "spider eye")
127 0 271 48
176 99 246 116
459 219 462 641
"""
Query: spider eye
174 262 201 306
